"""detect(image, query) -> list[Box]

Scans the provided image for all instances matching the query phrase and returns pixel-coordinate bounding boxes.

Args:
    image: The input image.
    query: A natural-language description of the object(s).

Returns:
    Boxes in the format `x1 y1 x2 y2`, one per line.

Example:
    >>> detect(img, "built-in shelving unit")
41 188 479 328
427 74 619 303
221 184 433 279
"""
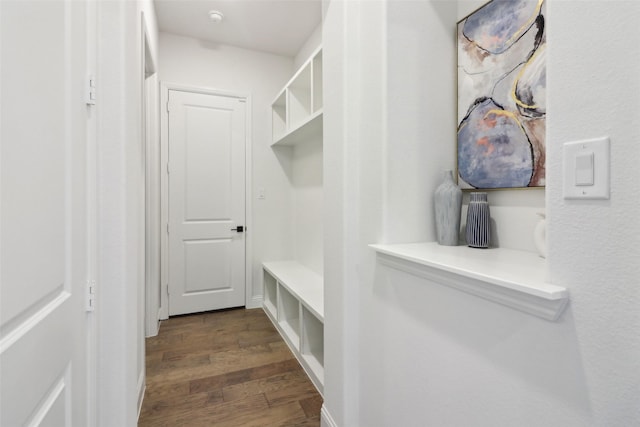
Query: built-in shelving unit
264 46 324 394
263 261 324 393
271 47 323 147
370 242 569 321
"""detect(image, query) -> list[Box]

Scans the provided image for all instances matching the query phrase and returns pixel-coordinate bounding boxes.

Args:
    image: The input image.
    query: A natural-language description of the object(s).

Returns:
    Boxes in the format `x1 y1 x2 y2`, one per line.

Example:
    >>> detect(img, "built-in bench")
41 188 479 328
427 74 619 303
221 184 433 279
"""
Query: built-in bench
262 261 324 394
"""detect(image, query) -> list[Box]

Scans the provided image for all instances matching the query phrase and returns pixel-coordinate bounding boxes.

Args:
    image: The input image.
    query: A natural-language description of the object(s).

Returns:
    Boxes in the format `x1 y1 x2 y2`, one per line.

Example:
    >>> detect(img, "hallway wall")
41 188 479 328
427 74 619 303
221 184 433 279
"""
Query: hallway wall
546 1 640 424
322 1 640 426
96 0 159 424
157 32 295 306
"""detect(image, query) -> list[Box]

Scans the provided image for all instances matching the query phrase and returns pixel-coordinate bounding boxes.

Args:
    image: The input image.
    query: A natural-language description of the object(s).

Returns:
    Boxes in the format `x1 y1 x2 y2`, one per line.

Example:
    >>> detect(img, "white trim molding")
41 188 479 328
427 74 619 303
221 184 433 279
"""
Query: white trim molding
136 371 145 421
246 294 263 310
321 404 339 427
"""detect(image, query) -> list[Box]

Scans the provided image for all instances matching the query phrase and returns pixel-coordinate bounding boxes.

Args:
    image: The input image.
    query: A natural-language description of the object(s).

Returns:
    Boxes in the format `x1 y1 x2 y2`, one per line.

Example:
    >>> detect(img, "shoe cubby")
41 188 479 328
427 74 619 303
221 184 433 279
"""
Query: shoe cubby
278 285 301 349
301 306 324 386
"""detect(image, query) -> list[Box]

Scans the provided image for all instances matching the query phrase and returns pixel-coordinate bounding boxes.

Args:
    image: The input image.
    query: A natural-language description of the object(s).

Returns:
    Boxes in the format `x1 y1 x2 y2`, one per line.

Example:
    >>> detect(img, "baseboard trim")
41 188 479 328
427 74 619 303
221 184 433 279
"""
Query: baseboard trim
137 371 145 420
246 294 263 309
321 404 339 427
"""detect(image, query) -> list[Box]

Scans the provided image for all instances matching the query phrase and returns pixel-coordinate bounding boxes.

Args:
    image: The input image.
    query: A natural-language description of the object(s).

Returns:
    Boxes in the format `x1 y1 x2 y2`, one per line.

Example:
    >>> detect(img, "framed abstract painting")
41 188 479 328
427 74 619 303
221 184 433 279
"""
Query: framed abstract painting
457 0 546 190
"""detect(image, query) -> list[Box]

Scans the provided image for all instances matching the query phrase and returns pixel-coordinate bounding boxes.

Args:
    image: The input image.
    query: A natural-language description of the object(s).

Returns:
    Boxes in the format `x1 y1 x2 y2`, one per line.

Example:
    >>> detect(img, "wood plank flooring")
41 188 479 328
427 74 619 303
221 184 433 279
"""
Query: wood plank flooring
139 308 322 427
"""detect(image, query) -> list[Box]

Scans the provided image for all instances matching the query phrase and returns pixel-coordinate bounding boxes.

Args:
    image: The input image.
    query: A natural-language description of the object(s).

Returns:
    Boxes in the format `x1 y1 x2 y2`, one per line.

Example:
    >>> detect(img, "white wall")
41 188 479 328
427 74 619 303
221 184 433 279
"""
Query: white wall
138 0 159 412
294 23 323 70
323 1 640 426
292 134 324 275
96 0 159 425
158 32 295 305
546 1 640 424
322 1 356 425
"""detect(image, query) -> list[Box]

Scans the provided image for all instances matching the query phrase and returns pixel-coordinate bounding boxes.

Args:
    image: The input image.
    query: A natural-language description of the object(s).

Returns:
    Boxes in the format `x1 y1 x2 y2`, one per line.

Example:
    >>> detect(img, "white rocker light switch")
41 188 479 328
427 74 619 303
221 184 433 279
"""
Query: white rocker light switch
575 151 594 186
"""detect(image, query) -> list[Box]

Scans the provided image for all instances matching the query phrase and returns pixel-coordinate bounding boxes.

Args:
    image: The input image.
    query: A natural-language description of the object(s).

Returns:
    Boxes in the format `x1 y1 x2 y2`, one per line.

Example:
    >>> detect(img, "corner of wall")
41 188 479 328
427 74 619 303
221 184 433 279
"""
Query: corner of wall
293 22 322 70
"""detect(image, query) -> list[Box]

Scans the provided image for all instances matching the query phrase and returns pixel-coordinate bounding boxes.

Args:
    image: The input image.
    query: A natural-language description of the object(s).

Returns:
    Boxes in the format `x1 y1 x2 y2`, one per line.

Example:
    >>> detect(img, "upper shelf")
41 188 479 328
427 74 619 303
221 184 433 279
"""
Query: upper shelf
271 46 323 147
272 109 323 147
370 242 569 321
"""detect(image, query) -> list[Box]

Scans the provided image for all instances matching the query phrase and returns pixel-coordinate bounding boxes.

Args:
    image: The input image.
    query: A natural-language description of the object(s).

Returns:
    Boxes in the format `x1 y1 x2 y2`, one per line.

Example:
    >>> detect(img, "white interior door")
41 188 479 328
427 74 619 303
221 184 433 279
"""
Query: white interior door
1 0 91 425
167 90 246 316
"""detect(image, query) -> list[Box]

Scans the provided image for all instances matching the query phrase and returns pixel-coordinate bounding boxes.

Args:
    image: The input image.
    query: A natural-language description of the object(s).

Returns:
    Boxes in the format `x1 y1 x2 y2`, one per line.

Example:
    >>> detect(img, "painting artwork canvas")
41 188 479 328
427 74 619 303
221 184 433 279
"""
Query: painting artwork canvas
457 0 546 189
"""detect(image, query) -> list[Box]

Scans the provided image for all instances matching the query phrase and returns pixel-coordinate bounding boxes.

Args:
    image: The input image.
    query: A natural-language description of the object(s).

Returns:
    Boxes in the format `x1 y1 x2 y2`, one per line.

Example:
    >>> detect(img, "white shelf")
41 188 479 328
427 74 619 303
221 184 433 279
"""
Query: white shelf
370 242 569 321
271 46 323 148
271 109 323 147
262 261 324 394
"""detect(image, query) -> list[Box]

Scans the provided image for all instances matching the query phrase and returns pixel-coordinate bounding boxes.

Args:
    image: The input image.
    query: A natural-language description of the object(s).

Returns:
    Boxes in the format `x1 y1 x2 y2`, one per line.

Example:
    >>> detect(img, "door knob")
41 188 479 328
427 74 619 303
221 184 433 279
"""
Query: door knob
231 225 244 232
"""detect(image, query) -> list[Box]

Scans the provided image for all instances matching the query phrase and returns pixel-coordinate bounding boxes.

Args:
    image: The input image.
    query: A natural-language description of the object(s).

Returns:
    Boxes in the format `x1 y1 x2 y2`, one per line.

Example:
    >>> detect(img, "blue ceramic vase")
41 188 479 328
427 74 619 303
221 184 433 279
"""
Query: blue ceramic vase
466 192 490 248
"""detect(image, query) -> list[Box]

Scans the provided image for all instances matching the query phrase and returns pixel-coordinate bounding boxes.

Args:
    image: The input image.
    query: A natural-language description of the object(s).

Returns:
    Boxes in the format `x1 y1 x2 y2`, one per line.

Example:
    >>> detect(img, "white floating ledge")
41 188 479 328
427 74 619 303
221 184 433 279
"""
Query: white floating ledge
370 242 569 321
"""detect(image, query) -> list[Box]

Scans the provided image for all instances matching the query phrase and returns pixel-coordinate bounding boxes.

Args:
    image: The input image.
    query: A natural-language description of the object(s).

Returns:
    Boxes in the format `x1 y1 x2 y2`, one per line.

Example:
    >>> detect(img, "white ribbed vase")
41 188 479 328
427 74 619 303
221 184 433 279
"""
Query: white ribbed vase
434 170 462 246
466 192 490 248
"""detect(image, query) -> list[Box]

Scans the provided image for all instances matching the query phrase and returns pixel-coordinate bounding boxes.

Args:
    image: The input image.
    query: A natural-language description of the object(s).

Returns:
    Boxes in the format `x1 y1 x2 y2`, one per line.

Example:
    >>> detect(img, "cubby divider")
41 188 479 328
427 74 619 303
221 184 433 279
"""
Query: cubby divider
263 269 278 320
312 51 323 113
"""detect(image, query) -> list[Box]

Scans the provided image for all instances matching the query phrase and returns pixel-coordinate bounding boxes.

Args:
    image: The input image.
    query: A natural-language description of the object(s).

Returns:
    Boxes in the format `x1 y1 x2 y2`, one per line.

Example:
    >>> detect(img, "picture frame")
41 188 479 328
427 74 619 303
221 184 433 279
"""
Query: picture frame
457 0 546 190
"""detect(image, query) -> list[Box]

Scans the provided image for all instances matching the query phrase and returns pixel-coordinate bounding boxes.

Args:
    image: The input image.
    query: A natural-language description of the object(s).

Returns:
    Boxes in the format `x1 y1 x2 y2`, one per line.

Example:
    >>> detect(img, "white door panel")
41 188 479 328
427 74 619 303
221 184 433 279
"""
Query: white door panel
1 0 90 425
168 90 246 316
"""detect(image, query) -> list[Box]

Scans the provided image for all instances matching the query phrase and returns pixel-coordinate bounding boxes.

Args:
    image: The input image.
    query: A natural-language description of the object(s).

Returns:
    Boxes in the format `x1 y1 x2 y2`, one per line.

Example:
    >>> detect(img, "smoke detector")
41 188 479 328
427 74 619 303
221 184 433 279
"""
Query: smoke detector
209 10 224 23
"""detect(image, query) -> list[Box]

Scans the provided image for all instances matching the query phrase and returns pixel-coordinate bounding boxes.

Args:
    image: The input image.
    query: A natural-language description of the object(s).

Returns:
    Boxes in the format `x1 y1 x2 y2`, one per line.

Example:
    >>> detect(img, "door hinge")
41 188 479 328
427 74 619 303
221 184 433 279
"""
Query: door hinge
86 280 96 312
166 101 170 112
166 223 169 234
166 162 170 175
166 284 170 296
86 74 96 106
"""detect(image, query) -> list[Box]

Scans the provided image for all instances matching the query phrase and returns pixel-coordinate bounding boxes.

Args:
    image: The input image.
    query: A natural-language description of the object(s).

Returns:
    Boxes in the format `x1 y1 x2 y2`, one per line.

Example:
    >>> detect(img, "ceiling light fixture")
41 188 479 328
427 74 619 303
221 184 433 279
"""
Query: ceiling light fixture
209 10 224 23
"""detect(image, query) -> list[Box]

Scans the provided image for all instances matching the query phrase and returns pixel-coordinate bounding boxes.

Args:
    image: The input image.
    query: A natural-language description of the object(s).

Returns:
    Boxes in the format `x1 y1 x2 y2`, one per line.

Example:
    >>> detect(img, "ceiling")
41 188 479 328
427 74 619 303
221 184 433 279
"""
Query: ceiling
154 0 322 57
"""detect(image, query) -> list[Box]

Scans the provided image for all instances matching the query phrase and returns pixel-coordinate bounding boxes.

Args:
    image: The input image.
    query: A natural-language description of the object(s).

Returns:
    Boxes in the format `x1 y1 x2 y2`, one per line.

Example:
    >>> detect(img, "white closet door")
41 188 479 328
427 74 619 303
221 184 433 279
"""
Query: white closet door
167 90 246 316
1 1 91 425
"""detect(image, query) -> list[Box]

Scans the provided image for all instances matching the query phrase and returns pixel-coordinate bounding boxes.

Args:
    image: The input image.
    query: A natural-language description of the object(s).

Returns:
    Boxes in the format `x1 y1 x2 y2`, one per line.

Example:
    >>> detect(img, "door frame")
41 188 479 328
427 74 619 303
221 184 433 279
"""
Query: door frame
142 14 160 340
158 82 253 320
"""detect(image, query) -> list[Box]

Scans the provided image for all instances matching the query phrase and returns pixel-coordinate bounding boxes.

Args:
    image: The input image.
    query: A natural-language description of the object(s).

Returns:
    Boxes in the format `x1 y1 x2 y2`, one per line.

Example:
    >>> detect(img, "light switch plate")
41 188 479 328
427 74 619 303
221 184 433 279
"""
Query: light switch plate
563 137 610 199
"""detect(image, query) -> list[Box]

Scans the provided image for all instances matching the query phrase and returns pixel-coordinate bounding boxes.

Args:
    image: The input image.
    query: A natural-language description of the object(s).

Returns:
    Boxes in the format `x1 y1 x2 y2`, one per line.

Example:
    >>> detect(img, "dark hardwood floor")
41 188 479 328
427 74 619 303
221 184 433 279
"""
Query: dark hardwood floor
139 308 322 426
